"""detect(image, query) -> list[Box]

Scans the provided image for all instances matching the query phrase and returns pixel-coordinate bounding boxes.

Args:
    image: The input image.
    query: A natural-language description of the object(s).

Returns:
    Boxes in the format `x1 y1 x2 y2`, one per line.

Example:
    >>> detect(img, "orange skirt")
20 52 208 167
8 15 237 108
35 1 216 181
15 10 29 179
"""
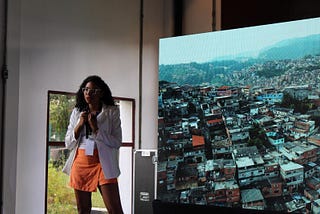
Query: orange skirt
69 149 117 192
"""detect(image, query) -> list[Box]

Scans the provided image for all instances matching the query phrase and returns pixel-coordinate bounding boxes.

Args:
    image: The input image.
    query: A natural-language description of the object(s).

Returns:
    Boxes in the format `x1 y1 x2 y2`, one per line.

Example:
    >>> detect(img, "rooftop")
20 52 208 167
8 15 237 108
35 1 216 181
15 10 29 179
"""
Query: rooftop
241 188 264 203
280 161 303 171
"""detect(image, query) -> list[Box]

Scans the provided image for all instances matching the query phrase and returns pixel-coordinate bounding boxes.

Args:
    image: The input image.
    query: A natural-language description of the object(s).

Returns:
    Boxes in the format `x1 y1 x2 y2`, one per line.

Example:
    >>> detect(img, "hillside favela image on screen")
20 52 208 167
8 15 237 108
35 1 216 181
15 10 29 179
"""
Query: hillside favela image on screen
157 18 320 213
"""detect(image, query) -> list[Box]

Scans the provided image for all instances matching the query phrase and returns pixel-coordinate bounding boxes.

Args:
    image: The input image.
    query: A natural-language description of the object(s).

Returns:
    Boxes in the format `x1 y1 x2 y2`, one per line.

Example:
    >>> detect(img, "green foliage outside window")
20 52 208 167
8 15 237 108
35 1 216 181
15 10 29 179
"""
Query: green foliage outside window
47 162 77 214
49 93 76 142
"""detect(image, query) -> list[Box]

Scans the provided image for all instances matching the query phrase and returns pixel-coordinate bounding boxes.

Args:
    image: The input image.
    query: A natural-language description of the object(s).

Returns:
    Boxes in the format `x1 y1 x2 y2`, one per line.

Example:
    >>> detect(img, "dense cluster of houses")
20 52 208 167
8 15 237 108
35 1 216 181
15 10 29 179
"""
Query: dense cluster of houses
157 81 320 213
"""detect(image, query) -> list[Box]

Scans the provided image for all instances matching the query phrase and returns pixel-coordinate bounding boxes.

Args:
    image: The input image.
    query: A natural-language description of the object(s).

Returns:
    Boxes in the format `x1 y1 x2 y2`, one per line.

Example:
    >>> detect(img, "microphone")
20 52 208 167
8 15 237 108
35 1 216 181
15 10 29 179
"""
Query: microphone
85 122 90 139
84 106 91 138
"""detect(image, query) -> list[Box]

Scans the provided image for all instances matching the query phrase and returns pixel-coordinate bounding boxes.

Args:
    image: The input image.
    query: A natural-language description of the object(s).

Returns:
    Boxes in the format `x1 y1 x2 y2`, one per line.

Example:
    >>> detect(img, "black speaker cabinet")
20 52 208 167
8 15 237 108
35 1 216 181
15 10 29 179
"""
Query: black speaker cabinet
133 149 157 214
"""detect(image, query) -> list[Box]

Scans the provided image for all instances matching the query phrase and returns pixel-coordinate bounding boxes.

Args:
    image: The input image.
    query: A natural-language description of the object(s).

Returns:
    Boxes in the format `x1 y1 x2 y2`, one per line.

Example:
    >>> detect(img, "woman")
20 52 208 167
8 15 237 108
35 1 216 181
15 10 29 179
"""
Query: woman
63 75 123 214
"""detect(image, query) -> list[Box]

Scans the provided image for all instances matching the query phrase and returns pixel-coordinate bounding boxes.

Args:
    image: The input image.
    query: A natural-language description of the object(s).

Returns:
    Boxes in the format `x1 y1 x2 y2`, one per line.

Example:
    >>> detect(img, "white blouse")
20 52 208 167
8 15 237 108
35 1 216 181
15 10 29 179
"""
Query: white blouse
62 105 122 179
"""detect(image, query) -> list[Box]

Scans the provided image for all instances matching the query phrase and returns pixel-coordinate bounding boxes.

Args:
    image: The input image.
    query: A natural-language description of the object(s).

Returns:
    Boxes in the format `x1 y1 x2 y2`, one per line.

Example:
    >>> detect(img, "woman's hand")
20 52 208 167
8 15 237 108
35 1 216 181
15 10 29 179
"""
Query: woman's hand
79 111 88 126
74 111 88 139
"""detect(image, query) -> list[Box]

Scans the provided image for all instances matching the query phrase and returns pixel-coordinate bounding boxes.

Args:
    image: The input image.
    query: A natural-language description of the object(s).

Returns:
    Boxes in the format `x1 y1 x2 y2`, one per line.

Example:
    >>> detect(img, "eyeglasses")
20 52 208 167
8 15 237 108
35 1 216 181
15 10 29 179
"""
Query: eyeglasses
82 87 101 95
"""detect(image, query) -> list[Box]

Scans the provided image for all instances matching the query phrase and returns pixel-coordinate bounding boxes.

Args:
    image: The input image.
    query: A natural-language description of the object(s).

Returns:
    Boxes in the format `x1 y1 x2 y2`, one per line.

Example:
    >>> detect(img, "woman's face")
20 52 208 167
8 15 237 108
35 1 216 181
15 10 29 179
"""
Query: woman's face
82 81 102 105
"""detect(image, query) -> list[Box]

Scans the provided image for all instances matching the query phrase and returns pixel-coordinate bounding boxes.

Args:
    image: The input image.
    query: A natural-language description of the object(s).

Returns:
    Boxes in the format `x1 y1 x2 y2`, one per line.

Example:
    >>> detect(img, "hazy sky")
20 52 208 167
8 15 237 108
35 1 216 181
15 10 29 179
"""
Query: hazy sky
159 17 320 65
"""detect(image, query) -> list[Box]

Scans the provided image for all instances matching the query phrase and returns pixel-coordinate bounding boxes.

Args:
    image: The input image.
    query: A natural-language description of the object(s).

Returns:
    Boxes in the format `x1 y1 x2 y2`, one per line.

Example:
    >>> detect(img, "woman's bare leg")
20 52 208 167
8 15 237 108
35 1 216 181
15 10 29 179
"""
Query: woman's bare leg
99 183 123 214
74 189 92 214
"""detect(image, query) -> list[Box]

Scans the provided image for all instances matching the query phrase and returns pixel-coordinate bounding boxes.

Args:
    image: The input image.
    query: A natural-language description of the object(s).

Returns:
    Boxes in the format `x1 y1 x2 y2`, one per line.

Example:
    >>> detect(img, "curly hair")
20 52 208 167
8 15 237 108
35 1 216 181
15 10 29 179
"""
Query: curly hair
75 75 115 111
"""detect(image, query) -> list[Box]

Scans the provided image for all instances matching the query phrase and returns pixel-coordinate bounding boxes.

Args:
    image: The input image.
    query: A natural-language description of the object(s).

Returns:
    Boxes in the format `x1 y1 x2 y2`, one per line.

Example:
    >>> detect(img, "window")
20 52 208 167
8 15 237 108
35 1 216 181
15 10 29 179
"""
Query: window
45 90 135 213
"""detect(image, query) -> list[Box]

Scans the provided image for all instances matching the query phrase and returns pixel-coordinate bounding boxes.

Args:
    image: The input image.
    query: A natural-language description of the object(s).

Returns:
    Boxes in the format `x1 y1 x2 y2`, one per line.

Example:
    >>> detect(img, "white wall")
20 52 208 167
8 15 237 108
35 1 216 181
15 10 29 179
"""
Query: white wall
3 0 21 213
141 0 174 149
17 0 141 213
3 0 173 213
17 1 142 213
3 0 215 213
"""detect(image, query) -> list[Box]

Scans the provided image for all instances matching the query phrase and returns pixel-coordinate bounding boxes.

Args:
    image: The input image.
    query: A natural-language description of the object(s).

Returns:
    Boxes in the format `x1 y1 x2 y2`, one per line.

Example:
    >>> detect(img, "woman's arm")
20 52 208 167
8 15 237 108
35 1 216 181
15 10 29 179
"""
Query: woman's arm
65 108 82 150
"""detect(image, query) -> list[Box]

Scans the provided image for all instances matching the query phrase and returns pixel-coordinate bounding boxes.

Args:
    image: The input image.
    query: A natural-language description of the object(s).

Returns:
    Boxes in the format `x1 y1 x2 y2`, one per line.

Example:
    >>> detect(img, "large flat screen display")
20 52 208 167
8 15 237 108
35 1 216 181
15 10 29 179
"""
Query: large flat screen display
157 17 320 213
